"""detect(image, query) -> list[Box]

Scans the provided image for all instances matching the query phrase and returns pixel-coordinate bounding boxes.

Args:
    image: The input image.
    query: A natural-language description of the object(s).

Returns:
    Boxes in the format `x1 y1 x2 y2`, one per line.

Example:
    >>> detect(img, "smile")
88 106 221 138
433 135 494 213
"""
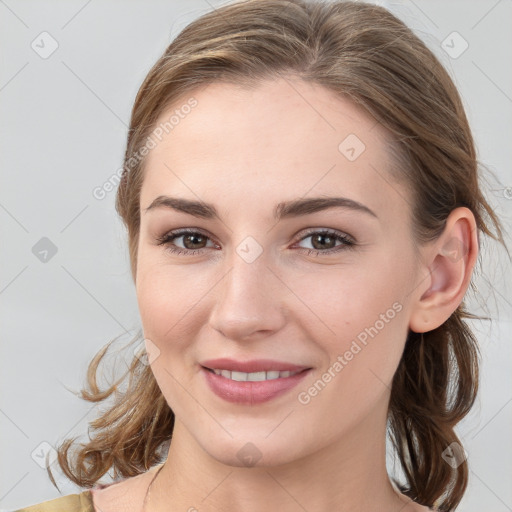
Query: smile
201 366 311 404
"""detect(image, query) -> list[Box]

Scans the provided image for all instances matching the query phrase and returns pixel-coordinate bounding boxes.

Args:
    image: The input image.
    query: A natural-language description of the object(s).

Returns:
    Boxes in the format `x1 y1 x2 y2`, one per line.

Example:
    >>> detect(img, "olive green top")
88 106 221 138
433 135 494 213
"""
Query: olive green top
13 490 95 512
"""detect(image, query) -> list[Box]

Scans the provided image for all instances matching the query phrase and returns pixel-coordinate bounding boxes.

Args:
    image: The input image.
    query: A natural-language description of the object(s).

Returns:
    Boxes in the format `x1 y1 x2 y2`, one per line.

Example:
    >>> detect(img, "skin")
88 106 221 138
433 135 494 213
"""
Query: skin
92 76 478 512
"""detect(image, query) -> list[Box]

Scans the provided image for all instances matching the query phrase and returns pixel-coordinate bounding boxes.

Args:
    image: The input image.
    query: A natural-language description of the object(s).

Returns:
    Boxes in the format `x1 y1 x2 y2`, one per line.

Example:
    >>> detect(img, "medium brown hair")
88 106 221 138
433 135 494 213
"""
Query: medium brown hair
48 1 509 510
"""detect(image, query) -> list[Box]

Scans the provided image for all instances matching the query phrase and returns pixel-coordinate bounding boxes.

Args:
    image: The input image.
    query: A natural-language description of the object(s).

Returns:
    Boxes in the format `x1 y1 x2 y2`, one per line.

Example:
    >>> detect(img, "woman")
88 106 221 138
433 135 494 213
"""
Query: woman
14 0 509 511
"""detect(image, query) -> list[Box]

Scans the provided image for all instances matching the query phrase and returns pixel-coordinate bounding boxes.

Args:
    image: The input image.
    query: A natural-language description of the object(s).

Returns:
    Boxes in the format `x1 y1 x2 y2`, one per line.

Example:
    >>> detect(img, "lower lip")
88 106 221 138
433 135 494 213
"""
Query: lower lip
201 366 311 404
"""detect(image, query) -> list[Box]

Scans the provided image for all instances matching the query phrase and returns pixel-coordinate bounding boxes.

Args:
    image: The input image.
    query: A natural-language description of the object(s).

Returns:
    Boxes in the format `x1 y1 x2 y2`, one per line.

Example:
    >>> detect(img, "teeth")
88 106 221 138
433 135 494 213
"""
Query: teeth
231 371 247 381
211 368 301 381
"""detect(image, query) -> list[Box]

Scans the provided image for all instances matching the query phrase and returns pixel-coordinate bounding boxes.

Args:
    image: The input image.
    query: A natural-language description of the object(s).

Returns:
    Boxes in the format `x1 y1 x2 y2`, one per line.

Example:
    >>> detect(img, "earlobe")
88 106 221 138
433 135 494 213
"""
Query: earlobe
409 207 478 333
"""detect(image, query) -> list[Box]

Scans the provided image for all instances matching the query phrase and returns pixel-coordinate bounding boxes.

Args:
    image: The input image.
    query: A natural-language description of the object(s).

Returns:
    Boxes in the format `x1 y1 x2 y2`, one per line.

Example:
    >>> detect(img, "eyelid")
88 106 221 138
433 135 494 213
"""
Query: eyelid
295 227 355 243
156 226 355 245
156 227 218 247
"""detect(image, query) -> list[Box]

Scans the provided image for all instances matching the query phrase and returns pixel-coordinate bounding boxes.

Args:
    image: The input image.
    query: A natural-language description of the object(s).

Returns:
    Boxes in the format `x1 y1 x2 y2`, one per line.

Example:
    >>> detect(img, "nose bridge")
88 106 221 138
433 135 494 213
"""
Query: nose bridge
209 248 284 339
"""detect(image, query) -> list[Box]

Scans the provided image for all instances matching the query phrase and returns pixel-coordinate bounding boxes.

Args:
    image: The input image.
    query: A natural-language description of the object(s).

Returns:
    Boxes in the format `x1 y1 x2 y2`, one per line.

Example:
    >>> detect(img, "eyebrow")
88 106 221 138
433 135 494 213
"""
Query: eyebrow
143 195 378 221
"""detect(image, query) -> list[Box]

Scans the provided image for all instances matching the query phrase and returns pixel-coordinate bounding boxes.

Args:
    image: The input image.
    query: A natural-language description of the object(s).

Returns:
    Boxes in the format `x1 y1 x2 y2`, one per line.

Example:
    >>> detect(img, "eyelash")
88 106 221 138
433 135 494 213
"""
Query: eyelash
155 228 356 257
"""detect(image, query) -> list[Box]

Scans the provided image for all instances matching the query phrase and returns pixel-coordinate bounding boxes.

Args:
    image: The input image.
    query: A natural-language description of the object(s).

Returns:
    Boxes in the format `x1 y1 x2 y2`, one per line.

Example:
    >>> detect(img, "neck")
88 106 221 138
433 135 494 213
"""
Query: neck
146 403 411 512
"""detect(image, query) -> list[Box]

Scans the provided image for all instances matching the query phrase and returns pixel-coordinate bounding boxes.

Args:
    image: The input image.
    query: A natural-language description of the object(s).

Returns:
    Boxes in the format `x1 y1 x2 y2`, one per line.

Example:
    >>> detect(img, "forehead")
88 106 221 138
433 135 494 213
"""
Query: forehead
141 77 409 224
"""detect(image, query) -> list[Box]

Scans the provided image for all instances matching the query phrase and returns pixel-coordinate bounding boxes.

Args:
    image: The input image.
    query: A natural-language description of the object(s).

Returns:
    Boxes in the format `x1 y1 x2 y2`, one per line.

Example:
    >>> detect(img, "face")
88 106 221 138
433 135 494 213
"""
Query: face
135 76 422 467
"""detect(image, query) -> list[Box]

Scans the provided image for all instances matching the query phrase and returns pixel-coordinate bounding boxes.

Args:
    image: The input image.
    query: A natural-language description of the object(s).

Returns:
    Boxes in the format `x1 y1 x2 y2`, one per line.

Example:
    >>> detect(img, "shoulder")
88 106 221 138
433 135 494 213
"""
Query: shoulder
13 490 94 512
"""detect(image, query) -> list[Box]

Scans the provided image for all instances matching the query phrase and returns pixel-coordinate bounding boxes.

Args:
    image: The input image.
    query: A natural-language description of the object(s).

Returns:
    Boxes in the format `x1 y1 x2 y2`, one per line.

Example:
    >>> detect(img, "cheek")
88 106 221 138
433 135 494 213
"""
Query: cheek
135 262 204 411
135 259 202 344
291 260 403 332
291 267 409 428
292 253 410 378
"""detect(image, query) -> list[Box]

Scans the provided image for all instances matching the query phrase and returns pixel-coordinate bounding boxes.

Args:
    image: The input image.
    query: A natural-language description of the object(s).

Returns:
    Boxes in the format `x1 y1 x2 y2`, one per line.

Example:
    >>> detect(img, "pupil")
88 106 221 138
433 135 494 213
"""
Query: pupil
313 234 334 250
185 234 205 249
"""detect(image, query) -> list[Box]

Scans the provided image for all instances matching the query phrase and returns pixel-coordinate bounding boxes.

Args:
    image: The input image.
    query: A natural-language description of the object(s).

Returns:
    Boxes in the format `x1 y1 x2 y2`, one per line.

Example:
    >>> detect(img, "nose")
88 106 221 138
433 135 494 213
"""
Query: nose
208 254 287 340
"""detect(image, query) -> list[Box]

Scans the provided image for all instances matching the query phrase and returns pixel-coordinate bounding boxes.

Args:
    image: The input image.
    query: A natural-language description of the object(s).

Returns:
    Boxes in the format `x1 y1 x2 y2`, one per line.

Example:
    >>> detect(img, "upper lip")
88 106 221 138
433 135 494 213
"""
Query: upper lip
201 358 311 373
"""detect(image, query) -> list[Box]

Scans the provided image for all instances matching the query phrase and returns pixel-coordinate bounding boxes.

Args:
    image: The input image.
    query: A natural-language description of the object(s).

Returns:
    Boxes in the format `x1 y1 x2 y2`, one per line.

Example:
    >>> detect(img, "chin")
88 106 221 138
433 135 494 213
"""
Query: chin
199 433 305 469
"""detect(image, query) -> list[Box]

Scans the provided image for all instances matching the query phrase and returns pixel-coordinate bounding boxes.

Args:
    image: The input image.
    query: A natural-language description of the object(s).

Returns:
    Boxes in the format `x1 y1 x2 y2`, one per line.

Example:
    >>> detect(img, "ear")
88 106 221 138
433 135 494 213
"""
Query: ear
409 207 479 333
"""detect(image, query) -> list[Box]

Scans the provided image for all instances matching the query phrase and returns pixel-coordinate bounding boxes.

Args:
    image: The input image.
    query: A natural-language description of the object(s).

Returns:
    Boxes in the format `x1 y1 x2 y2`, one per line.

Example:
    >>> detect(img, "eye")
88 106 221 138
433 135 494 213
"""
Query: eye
155 228 218 256
155 228 356 256
294 229 355 256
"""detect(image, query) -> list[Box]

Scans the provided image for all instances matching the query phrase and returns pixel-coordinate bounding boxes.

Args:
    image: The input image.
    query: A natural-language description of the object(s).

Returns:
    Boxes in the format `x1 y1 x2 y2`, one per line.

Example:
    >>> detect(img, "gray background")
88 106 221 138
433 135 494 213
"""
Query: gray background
1 0 511 510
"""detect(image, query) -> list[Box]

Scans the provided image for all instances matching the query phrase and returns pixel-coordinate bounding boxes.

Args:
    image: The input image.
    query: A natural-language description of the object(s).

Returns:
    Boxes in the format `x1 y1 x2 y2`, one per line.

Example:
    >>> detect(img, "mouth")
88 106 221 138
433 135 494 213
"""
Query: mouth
200 360 313 404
